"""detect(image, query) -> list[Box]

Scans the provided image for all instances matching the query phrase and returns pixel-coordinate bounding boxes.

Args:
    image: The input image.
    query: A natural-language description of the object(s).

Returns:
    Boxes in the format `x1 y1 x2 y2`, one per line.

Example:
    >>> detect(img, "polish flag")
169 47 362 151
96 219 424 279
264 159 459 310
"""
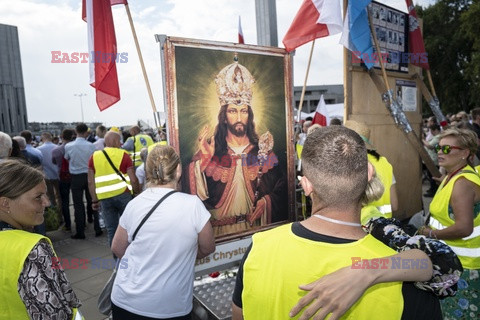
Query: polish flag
238 16 245 44
312 95 329 126
282 0 342 52
405 0 430 69
82 0 125 111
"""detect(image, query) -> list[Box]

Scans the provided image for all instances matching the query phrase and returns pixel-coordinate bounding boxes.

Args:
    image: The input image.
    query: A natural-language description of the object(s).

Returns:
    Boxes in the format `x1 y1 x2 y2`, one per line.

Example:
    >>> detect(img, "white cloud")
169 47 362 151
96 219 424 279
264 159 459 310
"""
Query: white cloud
0 0 435 127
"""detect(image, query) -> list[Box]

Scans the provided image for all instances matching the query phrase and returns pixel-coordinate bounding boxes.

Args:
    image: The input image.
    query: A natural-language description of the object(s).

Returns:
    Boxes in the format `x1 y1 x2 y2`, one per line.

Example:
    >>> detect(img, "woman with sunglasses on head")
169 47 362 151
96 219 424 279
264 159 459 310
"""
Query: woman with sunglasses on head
418 127 480 318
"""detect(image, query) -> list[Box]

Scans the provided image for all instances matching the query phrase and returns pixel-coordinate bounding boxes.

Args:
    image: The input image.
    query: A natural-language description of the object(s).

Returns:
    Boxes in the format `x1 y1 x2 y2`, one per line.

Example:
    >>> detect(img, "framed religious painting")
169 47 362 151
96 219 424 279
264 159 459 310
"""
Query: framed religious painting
159 36 295 242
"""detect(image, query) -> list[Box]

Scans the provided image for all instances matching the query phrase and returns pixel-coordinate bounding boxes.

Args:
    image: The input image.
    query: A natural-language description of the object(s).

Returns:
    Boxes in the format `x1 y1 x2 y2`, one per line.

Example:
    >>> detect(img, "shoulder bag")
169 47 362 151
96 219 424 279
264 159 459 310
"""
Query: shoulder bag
97 190 177 315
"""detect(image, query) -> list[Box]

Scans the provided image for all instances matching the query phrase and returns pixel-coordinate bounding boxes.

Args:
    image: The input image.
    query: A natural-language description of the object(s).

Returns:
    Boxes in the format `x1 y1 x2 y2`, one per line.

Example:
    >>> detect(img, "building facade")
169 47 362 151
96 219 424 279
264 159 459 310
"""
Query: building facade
293 84 344 114
0 24 28 134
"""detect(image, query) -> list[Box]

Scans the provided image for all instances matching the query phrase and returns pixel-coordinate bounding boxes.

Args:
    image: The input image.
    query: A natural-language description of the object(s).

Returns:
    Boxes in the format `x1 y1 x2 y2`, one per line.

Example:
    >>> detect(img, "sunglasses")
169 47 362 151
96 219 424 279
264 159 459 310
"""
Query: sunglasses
434 144 463 154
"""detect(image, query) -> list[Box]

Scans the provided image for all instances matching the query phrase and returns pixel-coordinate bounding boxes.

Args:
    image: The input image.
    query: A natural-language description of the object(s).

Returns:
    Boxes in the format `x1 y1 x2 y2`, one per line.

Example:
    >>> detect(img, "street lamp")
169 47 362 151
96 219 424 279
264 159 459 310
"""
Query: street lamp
74 93 87 122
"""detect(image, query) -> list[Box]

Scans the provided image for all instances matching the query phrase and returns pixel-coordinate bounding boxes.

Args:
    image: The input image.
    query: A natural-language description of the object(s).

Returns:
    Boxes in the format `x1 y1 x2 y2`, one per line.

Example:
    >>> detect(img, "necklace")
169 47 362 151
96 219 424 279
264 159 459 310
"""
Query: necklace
445 166 466 185
313 214 361 227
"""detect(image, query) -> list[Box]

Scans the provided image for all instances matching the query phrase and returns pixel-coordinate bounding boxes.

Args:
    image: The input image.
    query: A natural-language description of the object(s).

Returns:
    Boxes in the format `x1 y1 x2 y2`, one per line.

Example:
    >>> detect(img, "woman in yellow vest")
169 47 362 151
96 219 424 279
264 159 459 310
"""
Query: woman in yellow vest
344 120 398 224
0 160 83 319
417 128 480 319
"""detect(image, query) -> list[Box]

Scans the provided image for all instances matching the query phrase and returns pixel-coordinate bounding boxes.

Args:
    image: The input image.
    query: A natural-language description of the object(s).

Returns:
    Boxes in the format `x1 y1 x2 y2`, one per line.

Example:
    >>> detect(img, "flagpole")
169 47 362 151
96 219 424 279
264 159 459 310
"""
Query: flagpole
367 11 391 94
123 3 160 124
426 70 437 97
296 40 316 126
366 9 440 178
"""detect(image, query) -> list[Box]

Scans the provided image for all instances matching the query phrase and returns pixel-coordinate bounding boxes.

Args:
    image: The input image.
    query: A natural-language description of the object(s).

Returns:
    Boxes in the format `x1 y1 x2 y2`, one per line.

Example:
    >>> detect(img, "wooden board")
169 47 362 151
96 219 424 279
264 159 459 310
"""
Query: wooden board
346 62 424 221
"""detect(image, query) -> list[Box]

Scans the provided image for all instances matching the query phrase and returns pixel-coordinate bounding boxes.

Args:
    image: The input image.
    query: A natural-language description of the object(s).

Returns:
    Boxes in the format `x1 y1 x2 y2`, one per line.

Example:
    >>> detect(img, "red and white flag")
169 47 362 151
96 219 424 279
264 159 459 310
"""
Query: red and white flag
82 0 125 111
312 95 329 126
282 0 342 52
110 0 127 5
405 0 429 69
238 16 245 44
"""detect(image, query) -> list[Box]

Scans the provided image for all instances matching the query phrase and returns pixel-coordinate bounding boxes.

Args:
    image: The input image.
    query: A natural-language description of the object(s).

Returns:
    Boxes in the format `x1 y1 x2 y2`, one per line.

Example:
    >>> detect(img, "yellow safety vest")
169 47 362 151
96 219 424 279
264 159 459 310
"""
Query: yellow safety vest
242 224 403 320
363 154 394 220
296 144 303 160
0 230 83 319
296 133 307 160
360 205 383 226
93 148 132 200
147 141 167 153
429 167 480 269
128 134 154 167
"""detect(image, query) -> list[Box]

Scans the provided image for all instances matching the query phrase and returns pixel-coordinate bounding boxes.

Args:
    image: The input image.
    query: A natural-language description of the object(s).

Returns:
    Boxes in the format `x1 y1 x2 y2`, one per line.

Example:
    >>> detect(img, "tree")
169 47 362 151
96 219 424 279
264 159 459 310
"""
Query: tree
460 0 480 107
417 0 476 114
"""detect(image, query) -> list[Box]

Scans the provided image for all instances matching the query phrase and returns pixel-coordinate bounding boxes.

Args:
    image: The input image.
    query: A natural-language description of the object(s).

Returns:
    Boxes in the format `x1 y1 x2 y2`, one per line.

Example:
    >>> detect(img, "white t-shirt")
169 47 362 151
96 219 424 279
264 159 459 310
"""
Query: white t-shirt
135 163 146 189
111 187 211 318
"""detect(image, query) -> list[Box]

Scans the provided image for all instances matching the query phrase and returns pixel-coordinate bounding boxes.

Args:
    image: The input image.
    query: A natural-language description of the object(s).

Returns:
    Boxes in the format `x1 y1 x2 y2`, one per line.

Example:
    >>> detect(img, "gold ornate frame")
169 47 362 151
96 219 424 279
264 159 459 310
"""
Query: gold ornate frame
161 36 295 243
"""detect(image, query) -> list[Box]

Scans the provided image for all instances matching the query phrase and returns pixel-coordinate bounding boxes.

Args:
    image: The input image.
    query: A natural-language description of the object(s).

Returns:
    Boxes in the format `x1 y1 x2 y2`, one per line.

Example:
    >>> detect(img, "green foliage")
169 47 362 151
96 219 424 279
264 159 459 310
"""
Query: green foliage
44 206 60 231
418 0 479 115
460 0 480 106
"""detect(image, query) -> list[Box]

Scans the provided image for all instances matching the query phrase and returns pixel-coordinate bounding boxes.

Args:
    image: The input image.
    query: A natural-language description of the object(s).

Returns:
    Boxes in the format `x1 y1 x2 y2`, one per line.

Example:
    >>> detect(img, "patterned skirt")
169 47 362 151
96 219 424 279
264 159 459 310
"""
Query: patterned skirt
441 269 479 319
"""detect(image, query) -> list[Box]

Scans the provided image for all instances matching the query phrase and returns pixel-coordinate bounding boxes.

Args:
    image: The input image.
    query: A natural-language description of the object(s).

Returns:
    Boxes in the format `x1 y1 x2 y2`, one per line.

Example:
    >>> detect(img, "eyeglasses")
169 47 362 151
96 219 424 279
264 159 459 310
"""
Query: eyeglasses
434 144 464 154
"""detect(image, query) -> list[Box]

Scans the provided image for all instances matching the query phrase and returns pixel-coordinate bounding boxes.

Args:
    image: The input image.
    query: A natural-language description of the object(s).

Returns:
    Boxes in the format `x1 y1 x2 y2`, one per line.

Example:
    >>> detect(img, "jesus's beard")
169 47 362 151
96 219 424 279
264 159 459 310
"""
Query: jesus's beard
227 122 246 137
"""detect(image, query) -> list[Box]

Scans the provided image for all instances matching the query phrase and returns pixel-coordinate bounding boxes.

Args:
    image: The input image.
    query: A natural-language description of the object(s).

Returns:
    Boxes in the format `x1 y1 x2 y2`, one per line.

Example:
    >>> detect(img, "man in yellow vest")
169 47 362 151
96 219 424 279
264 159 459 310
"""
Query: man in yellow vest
122 125 154 168
232 126 440 319
88 131 140 246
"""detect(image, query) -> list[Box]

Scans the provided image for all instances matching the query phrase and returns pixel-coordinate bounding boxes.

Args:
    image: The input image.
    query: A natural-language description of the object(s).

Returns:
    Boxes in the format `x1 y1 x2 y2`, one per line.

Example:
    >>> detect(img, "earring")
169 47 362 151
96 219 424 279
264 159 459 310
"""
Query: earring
462 157 465 160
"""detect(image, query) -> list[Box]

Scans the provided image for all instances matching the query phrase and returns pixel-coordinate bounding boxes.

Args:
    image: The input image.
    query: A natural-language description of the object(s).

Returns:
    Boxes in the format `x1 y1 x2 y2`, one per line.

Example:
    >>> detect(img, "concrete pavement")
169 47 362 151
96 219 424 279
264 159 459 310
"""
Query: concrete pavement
48 224 112 320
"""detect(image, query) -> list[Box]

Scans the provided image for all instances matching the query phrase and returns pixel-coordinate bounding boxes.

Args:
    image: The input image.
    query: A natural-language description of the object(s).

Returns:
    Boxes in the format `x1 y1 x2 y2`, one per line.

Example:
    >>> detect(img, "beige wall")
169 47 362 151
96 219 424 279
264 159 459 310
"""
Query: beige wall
345 63 424 220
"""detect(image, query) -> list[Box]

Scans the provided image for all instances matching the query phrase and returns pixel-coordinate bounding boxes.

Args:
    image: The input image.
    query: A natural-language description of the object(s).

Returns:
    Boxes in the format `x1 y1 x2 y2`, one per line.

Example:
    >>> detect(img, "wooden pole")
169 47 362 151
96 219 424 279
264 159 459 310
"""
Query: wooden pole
367 11 391 93
368 70 441 177
426 69 437 98
296 40 316 125
124 4 158 115
366 10 441 178
343 0 352 121
414 73 434 103
413 73 448 128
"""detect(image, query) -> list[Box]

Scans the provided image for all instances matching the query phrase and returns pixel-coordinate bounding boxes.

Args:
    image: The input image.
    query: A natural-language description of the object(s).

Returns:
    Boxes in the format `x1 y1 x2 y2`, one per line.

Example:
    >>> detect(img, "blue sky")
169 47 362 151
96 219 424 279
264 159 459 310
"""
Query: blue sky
0 0 436 127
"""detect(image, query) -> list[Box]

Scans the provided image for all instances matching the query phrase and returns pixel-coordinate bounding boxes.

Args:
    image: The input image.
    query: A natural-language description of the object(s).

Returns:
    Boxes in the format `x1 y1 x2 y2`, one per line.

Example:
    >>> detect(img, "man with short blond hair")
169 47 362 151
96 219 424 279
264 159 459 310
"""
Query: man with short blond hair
233 126 441 320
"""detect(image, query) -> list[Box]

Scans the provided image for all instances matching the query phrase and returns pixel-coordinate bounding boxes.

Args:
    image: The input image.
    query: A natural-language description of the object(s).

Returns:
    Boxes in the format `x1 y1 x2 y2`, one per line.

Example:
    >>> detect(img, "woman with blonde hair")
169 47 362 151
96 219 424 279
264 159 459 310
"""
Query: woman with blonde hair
111 145 215 319
416 127 480 318
0 160 82 319
344 120 398 224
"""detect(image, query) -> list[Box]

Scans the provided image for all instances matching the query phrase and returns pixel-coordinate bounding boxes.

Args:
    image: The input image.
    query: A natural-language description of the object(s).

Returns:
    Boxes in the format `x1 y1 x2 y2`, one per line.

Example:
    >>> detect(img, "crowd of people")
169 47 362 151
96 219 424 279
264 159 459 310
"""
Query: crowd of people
0 107 479 320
